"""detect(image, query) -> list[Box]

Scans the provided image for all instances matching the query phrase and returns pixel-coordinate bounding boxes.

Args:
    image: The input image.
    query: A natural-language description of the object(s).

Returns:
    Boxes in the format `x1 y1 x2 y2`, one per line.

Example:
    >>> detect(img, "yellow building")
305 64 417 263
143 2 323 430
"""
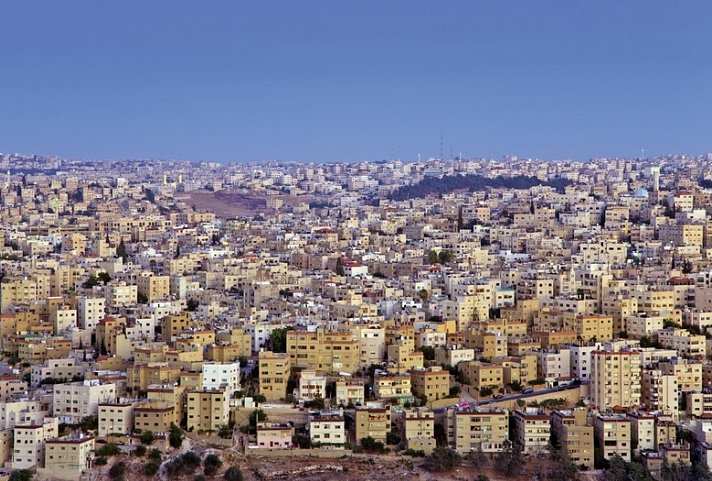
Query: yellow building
591 351 641 411
160 312 193 342
137 273 170 302
335 378 365 407
374 374 412 402
459 361 504 391
564 313 614 342
353 407 390 445
446 407 509 454
258 350 291 401
552 409 594 469
44 436 95 474
134 402 175 435
593 414 632 462
98 403 134 437
147 385 186 427
286 328 360 374
660 359 702 393
393 407 436 454
409 366 450 402
127 363 181 392
512 409 551 455
186 389 229 432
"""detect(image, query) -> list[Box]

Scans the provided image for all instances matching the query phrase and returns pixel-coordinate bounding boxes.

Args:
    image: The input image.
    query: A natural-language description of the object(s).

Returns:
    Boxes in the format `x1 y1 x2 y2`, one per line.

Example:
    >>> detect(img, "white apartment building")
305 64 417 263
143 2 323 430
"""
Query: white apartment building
202 362 240 398
77 296 105 330
53 381 116 424
11 417 58 469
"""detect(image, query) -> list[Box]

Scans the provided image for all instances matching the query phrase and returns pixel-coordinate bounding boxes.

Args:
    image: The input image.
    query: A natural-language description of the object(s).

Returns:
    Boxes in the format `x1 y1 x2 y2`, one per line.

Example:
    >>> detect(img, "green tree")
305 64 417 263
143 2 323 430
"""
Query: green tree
420 346 435 361
116 239 128 262
134 444 147 456
169 423 183 448
109 461 126 481
97 272 112 284
140 430 155 445
203 454 223 477
144 461 161 476
9 470 33 481
424 446 462 472
494 441 523 477
428 250 439 265
268 327 293 353
223 466 243 481
438 250 454 264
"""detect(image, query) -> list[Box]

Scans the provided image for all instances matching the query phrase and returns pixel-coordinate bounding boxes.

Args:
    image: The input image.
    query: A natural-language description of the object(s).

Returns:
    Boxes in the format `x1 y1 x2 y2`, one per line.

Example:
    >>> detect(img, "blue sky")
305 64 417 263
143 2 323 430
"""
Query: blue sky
1 1 712 163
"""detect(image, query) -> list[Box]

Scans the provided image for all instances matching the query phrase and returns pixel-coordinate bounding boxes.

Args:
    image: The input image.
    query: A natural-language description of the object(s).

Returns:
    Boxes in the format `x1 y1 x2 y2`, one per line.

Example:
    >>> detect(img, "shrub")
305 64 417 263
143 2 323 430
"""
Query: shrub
140 430 155 445
96 443 121 457
134 444 147 457
424 447 462 472
169 423 183 448
95 457 108 466
109 461 126 481
144 460 161 476
224 466 244 481
204 453 223 477
9 469 33 481
149 448 163 460
360 436 386 454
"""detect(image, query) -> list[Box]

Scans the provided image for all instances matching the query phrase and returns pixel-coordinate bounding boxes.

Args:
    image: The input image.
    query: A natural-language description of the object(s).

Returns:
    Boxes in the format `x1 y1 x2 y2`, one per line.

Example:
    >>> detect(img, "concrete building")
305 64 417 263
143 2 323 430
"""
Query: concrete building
591 351 641 411
446 406 509 454
258 350 291 401
52 381 116 424
552 409 594 469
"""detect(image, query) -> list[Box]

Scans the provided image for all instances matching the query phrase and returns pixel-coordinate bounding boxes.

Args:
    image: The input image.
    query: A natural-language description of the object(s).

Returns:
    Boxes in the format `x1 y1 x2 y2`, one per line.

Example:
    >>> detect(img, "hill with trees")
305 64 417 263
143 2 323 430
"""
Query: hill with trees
387 174 570 201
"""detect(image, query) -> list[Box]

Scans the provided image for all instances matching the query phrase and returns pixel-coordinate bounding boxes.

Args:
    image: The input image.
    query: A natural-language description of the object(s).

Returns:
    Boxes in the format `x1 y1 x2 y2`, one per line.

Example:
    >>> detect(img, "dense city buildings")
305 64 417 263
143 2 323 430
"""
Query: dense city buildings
4 152 712 478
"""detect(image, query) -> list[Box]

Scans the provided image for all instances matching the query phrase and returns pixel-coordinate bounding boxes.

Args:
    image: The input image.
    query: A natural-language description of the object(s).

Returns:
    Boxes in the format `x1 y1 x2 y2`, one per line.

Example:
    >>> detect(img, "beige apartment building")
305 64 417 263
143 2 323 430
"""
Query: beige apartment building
137 273 170 302
309 412 346 446
12 417 59 469
409 366 450 402
593 414 632 462
393 407 436 454
660 359 702 393
641 369 679 416
591 351 641 411
286 328 360 374
53 381 116 424
134 402 175 435
374 374 412 402
186 389 229 432
446 407 509 454
512 409 551 455
335 378 365 407
258 350 291 401
44 436 95 474
98 403 134 437
127 363 181 392
552 409 594 469
353 407 390 445
459 361 504 391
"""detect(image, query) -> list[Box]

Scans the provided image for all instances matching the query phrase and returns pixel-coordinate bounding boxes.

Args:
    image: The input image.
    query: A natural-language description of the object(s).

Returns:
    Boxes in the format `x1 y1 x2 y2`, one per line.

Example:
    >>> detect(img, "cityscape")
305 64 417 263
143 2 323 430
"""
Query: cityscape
3 2 712 481
1 151 712 481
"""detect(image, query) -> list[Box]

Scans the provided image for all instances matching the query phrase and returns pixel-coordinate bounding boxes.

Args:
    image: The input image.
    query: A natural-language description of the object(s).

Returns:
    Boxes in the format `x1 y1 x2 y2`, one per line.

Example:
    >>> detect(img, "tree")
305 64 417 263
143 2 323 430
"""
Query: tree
420 346 435 361
144 460 161 476
303 395 325 410
418 289 429 302
449 386 461 397
268 327 293 353
116 239 128 263
9 470 33 481
169 423 183 448
292 433 312 449
424 446 462 472
360 436 386 453
97 272 112 284
246 409 267 435
224 467 243 481
428 250 439 265
134 444 147 456
335 257 345 275
83 275 100 288
438 250 454 265
494 441 523 477
149 448 163 460
203 454 223 477
96 443 121 457
140 430 155 445
109 461 126 481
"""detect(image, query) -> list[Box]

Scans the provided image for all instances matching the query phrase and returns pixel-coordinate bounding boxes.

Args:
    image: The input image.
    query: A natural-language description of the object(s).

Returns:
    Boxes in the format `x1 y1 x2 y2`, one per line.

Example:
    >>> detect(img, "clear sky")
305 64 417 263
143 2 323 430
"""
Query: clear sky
2 1 712 163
